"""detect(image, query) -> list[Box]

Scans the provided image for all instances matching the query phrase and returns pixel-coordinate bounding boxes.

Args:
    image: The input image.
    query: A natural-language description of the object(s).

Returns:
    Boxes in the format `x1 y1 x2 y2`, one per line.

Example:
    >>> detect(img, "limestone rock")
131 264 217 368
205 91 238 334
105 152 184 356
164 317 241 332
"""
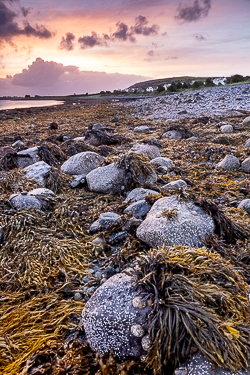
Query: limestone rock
238 199 250 214
86 163 125 194
124 199 151 219
61 152 105 176
241 157 250 173
24 161 51 187
136 196 215 248
82 273 152 359
175 352 249 375
16 146 40 168
131 144 161 160
124 188 159 204
217 155 240 171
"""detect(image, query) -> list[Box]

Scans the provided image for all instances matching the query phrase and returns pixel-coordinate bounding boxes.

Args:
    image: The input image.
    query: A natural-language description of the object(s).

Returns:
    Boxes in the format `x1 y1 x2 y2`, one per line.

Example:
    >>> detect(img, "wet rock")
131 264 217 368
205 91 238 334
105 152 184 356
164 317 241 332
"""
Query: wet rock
124 188 159 204
24 161 51 187
217 155 240 171
150 157 173 171
61 151 105 176
131 144 161 160
238 199 250 214
16 146 40 168
86 163 125 194
133 125 150 133
90 212 122 233
242 116 250 129
82 273 152 359
9 188 54 210
162 179 187 192
220 124 233 133
136 196 215 248
241 157 250 173
174 352 249 375
124 199 151 219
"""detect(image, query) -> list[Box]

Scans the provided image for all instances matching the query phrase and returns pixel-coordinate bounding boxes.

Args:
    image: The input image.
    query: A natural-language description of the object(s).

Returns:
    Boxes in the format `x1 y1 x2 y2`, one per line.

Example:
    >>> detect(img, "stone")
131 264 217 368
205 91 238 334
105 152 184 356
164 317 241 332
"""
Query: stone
244 138 250 148
242 116 250 129
108 231 128 245
220 124 233 133
131 144 161 160
16 146 40 168
136 196 215 248
61 151 105 176
124 199 151 219
92 123 107 131
82 273 152 359
70 175 86 188
162 130 182 140
217 155 240 171
238 199 250 214
124 188 159 204
24 161 51 187
86 163 125 194
90 212 122 233
0 228 4 245
241 157 250 173
133 125 150 133
150 157 173 171
174 352 250 375
12 140 25 148
9 188 54 210
162 179 187 192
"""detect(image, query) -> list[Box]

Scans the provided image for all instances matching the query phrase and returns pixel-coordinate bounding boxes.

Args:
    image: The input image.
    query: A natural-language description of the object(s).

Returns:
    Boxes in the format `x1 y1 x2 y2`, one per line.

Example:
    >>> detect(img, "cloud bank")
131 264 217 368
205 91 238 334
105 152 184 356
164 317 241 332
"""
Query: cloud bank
176 0 212 22
0 58 150 96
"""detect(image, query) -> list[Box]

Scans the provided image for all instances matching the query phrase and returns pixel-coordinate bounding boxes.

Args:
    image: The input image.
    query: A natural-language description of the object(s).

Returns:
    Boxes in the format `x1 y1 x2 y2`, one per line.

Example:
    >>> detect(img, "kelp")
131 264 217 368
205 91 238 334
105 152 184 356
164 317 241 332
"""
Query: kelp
132 247 250 374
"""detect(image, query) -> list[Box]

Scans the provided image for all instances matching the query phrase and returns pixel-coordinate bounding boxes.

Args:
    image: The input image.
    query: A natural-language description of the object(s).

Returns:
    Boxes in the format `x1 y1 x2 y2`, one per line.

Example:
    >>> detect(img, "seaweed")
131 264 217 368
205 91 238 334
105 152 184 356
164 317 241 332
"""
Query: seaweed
84 129 125 147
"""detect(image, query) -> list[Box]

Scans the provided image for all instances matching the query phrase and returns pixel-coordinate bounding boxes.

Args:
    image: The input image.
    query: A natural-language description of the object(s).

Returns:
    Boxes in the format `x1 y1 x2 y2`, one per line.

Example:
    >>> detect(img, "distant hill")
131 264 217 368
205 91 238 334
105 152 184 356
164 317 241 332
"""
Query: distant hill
127 76 209 90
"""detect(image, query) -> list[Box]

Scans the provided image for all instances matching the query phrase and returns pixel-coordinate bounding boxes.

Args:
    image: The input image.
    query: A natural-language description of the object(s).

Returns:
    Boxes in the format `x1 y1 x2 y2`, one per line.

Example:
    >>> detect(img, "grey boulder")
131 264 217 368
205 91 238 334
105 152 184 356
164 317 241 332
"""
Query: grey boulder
244 138 250 148
61 151 105 176
241 157 250 173
162 130 182 140
86 163 125 194
9 188 54 210
124 188 159 204
220 124 233 133
162 179 187 192
175 352 249 375
238 199 250 214
82 273 152 359
217 155 240 171
124 199 151 219
136 196 215 248
131 144 161 160
242 116 250 129
150 157 173 171
24 161 51 187
133 125 150 133
90 212 122 233
16 146 40 168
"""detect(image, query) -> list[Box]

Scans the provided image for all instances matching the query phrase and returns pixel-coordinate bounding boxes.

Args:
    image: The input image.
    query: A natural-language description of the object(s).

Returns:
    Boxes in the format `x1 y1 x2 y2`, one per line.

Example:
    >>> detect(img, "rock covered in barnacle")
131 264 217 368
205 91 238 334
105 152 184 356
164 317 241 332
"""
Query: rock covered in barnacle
136 196 215 248
82 273 152 359
61 151 105 176
174 352 250 375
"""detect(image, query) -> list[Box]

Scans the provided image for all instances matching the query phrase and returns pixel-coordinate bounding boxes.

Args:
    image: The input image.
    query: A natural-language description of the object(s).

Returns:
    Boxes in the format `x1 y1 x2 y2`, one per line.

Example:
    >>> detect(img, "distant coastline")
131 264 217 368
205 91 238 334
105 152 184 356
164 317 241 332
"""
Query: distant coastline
0 99 64 111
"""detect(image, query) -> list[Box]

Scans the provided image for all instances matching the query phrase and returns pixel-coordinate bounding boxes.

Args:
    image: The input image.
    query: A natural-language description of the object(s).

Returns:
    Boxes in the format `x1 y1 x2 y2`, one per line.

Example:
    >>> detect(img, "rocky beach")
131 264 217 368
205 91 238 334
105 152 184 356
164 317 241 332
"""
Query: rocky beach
1 83 250 375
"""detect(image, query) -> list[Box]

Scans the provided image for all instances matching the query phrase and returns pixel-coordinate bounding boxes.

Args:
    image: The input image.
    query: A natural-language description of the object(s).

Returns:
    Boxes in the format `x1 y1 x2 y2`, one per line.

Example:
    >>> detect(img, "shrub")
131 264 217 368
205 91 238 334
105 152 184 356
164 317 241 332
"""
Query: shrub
157 84 165 93
230 74 245 84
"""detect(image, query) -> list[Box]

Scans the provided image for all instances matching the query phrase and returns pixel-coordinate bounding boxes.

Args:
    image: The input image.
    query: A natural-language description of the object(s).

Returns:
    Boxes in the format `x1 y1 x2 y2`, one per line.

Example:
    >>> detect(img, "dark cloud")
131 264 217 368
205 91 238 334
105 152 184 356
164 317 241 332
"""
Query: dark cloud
76 15 159 49
21 6 31 17
78 32 108 49
0 57 150 96
59 32 75 51
0 0 53 44
147 50 155 56
175 0 211 22
194 33 206 40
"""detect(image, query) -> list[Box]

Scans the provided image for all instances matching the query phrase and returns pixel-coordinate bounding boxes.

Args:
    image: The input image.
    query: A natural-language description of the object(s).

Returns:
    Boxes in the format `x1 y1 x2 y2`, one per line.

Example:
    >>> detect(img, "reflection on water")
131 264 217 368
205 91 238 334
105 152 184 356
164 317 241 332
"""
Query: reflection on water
0 100 64 111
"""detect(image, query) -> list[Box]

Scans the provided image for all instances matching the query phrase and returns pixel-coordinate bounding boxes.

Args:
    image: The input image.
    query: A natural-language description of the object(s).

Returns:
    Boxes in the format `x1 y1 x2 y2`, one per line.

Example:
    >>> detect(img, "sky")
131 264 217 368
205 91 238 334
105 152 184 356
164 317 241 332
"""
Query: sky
0 0 250 96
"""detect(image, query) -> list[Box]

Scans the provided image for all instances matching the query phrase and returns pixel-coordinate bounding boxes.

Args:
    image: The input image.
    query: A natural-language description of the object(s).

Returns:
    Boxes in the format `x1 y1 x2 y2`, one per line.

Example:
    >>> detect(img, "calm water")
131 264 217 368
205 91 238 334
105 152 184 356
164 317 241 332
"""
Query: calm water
0 100 64 111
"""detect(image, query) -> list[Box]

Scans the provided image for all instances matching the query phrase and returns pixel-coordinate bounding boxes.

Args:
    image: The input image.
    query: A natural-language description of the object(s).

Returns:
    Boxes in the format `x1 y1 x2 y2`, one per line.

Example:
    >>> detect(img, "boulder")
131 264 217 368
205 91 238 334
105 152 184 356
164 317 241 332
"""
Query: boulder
162 179 187 192
220 124 233 133
133 125 150 133
244 138 250 148
90 212 122 233
136 196 215 248
86 163 125 194
241 157 250 173
82 273 152 359
131 144 161 160
242 116 250 129
238 199 250 214
24 161 51 187
175 352 249 375
124 199 151 219
9 188 54 210
217 155 240 171
150 157 173 171
61 151 105 176
124 188 159 204
16 146 40 168
162 130 182 140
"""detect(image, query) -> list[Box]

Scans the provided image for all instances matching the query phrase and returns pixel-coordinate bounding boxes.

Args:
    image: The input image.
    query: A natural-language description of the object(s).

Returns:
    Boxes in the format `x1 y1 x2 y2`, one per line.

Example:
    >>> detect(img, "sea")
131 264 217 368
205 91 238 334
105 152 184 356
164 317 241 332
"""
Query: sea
0 100 64 111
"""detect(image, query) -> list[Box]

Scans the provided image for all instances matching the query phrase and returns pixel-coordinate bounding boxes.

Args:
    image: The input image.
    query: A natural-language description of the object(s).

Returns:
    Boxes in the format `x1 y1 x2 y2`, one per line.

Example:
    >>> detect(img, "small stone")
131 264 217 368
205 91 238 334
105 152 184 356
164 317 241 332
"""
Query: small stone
238 199 250 214
220 124 233 133
24 161 51 187
131 144 161 160
124 188 159 204
217 155 240 171
131 324 145 337
61 151 105 176
244 138 250 148
141 335 151 351
242 116 250 129
133 125 150 133
150 157 173 171
12 140 25 148
132 296 147 309
124 199 151 219
241 157 250 173
74 292 82 301
162 179 187 192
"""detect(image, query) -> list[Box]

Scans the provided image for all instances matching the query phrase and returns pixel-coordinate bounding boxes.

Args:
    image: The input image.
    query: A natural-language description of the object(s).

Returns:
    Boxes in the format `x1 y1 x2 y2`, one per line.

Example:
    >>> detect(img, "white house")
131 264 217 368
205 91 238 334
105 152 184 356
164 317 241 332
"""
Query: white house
146 86 155 92
213 77 227 85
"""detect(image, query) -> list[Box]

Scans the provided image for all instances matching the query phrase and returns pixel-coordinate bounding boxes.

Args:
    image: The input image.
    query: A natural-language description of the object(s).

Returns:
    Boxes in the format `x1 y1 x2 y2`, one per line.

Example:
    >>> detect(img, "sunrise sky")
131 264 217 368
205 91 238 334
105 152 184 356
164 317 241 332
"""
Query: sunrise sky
0 0 249 95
